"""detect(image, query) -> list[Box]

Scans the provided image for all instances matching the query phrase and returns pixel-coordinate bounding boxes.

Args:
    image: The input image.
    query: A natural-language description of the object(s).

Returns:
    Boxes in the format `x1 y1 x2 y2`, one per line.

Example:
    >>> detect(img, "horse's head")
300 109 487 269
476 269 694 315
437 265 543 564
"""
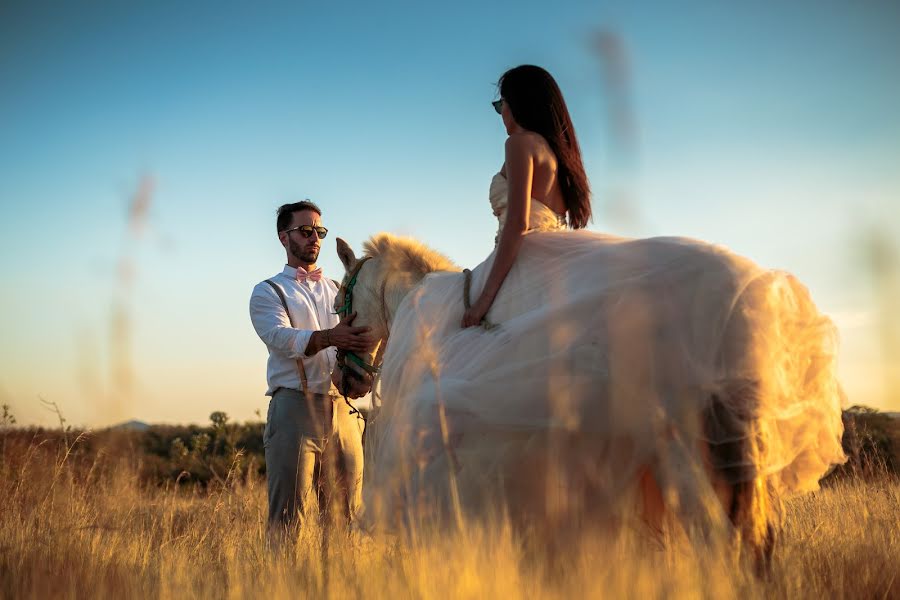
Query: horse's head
331 233 459 398
332 237 388 398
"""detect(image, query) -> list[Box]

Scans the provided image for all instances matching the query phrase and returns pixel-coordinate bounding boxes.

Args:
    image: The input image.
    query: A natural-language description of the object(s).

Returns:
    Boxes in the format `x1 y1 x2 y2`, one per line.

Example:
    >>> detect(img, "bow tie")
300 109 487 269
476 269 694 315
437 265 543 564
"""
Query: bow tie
296 267 323 283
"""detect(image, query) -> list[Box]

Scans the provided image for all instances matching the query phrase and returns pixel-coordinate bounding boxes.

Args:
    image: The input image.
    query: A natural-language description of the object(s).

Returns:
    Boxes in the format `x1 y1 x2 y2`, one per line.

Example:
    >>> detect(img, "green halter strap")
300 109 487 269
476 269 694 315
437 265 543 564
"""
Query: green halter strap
334 256 381 376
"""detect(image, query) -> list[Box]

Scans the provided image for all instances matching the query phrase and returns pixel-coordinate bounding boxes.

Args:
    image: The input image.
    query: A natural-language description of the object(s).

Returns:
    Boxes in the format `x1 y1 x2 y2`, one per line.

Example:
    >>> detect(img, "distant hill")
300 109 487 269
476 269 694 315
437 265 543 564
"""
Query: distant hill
109 419 151 431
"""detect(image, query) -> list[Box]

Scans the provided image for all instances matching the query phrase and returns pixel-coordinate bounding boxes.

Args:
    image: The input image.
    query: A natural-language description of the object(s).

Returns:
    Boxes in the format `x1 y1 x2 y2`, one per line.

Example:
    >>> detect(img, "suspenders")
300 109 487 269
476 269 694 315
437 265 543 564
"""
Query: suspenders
264 279 310 392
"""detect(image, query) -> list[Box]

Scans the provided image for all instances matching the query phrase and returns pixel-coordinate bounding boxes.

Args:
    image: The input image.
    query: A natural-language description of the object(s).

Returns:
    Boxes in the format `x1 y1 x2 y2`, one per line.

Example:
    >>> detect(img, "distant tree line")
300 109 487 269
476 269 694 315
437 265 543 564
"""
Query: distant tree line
2 405 898 488
826 405 900 481
139 411 265 486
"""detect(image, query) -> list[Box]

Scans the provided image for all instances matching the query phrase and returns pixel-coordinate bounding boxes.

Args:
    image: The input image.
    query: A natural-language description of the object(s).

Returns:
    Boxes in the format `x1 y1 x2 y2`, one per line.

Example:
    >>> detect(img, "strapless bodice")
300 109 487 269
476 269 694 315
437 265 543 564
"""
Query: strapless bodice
490 172 566 244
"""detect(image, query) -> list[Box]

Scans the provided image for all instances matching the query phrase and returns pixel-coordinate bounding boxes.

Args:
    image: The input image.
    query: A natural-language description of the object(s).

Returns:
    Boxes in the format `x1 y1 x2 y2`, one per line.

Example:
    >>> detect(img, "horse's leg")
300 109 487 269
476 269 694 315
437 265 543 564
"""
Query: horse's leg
704 389 780 573
639 464 665 536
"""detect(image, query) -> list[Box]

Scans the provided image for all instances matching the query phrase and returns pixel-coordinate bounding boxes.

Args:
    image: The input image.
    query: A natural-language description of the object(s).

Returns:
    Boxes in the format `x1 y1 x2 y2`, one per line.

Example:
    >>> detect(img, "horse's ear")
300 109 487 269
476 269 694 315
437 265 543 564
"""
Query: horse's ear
336 237 358 272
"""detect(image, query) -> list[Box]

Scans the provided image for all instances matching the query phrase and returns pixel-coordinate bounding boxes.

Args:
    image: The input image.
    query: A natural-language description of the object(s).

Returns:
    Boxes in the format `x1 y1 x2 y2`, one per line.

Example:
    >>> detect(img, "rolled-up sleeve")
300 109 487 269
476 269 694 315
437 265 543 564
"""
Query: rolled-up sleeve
249 284 313 358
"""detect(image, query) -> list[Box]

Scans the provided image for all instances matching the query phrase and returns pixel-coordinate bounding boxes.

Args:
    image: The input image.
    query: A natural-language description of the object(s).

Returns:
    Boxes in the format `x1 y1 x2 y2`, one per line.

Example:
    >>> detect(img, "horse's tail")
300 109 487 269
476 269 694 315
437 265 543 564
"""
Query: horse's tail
704 379 783 572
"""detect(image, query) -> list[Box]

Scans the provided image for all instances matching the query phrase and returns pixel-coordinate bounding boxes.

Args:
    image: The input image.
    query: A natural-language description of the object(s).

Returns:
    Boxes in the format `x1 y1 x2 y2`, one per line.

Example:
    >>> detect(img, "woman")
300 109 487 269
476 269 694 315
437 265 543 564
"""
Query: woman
364 65 845 535
462 65 590 327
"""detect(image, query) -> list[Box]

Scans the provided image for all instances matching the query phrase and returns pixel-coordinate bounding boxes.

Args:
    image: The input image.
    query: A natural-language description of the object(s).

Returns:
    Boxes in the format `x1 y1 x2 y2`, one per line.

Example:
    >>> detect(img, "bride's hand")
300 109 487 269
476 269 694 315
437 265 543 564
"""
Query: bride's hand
461 296 492 328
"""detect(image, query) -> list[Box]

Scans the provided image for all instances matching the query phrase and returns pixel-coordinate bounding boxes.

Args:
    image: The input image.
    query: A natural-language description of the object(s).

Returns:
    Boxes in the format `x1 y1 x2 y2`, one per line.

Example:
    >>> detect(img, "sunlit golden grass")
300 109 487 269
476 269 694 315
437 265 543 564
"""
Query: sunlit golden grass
1 431 897 599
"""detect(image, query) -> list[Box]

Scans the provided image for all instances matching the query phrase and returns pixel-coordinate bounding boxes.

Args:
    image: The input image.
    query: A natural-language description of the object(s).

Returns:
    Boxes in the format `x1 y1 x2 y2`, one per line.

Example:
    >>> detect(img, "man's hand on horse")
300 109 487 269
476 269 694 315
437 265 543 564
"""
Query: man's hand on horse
330 312 375 352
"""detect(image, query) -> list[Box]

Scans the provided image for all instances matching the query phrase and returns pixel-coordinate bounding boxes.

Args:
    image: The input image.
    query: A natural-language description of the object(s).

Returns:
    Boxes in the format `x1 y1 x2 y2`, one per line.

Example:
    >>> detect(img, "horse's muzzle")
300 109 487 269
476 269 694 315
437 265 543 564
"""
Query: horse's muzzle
335 364 373 399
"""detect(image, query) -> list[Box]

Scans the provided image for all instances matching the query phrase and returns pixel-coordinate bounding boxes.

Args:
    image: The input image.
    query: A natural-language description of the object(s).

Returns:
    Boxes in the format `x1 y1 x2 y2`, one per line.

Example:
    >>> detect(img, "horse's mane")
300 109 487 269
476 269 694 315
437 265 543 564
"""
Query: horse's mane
363 233 459 277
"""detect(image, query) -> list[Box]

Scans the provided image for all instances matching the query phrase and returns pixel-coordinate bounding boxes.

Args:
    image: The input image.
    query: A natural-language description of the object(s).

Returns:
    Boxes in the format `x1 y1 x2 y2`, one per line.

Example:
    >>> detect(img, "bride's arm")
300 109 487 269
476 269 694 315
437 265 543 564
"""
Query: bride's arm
462 135 533 327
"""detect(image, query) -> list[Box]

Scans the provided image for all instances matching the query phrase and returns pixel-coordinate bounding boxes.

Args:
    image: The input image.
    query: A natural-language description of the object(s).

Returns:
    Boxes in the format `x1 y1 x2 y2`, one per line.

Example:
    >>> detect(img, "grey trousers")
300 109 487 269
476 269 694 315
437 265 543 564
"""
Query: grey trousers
263 388 364 531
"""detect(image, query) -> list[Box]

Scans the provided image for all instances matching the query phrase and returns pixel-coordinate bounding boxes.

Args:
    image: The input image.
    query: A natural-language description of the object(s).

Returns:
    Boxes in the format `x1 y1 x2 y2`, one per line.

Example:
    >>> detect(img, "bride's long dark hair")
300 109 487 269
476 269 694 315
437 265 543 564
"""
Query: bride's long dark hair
499 65 592 229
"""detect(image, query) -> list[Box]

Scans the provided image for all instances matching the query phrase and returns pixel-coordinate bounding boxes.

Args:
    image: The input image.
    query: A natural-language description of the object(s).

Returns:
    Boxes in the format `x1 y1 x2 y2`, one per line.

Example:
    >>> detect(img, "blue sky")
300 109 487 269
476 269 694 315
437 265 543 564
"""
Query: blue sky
1 1 898 426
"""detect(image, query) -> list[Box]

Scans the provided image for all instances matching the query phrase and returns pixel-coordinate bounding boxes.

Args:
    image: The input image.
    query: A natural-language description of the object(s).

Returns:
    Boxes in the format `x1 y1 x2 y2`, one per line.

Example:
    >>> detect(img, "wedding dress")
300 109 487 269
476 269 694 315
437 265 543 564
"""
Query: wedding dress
363 172 846 525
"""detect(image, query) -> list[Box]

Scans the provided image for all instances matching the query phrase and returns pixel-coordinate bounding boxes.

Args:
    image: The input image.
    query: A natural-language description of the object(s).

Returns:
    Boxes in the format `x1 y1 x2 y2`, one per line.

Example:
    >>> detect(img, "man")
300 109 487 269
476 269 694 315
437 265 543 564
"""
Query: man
249 200 372 535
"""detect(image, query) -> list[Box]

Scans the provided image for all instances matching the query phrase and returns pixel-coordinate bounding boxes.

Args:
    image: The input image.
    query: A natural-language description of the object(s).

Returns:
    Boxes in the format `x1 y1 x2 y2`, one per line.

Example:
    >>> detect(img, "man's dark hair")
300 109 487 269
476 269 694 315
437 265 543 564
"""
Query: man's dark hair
276 200 322 232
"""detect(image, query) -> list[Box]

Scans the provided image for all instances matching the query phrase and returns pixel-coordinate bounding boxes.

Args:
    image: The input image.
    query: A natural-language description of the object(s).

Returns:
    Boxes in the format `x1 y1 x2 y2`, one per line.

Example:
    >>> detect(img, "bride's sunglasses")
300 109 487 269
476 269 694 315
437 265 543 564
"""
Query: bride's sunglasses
283 225 328 239
492 99 504 114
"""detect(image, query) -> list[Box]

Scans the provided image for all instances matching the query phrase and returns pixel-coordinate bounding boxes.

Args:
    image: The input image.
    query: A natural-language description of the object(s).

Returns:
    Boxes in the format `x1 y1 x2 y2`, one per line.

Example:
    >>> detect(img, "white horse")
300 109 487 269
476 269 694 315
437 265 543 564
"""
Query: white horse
331 232 845 566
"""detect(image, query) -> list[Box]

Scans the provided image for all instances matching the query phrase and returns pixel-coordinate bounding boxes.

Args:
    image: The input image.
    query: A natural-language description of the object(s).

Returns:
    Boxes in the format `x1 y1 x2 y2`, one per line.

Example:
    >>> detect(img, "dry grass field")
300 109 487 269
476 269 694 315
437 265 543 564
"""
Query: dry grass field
1 417 898 599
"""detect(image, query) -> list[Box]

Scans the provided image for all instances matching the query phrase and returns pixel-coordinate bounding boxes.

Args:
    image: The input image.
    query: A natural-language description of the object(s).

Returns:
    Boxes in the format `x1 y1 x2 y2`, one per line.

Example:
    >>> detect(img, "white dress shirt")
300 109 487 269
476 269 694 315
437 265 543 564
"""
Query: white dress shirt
249 265 340 396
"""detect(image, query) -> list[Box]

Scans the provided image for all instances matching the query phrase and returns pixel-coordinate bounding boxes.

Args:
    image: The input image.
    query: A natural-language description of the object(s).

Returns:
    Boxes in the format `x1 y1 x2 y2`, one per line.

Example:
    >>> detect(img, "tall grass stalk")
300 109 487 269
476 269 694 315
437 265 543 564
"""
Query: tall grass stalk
1 431 897 598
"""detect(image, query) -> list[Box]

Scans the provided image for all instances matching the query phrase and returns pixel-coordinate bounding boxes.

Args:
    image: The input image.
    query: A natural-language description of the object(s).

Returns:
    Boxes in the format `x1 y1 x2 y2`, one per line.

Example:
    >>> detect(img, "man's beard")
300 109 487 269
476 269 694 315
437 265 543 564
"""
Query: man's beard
289 238 319 264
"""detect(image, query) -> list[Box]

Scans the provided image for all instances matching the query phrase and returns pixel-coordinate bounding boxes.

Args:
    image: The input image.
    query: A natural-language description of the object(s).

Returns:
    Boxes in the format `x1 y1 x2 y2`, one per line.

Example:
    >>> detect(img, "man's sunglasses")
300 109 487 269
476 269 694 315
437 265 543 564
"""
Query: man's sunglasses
492 99 504 114
282 225 328 239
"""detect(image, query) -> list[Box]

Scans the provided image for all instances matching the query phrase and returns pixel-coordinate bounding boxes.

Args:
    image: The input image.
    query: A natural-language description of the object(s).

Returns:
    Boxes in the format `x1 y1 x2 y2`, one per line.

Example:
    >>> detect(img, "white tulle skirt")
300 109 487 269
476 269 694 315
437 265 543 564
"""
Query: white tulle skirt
363 230 846 526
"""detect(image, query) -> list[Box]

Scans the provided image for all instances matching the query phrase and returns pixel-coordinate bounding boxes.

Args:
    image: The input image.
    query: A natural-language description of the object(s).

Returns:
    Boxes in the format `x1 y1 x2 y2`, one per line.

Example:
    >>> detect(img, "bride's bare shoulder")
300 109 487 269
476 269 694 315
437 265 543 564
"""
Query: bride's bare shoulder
505 132 547 162
506 131 544 150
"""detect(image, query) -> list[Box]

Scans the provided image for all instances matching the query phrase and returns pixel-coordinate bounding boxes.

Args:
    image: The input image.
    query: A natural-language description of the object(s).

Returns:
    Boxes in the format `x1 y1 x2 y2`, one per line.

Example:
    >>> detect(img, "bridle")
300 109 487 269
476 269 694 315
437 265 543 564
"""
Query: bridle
334 257 383 375
334 256 390 416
